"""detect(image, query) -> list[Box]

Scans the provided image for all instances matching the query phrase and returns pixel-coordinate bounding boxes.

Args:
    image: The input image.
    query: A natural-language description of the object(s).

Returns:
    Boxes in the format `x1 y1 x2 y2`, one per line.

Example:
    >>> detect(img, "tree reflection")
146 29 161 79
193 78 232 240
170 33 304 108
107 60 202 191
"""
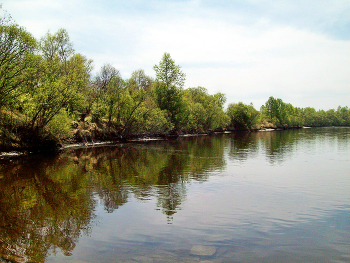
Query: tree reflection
156 183 187 223
1 129 348 261
228 128 350 165
0 155 95 262
229 132 259 162
228 130 304 164
0 135 228 261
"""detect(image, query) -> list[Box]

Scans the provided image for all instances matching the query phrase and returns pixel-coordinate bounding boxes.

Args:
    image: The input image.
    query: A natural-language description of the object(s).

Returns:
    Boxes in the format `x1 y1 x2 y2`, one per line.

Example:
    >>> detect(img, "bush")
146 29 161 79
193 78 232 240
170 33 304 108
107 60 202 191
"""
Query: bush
46 109 73 141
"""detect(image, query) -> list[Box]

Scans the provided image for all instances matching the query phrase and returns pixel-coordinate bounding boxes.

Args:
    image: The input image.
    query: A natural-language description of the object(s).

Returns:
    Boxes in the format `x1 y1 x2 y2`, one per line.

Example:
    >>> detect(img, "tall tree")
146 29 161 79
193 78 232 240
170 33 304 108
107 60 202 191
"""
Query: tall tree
127 69 153 91
40 28 74 64
93 64 122 125
0 18 38 109
25 30 92 131
153 53 187 132
153 52 185 90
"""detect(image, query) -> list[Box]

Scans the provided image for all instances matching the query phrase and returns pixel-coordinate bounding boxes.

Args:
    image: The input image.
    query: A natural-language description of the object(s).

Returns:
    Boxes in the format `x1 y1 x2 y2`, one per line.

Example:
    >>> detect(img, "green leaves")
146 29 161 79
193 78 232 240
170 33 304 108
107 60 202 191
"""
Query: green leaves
23 31 92 132
153 52 186 90
40 29 74 62
227 102 259 130
184 87 229 133
261 97 303 128
0 23 37 108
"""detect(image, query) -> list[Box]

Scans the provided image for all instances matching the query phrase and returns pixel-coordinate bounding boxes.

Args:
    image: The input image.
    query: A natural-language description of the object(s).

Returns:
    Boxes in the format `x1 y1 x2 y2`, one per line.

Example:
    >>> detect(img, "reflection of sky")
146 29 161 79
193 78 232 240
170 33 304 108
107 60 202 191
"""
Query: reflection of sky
47 129 350 262
56 184 349 262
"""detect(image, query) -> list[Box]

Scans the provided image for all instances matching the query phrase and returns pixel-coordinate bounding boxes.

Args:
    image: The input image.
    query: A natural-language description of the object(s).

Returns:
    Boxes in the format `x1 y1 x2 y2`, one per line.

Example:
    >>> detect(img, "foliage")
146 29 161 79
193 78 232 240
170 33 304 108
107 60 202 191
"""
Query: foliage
184 87 229 133
153 52 185 89
94 64 124 126
226 102 259 130
153 81 187 131
0 8 349 152
23 30 92 131
261 96 303 128
127 69 153 91
46 109 73 140
0 21 38 109
153 54 188 132
303 106 350 127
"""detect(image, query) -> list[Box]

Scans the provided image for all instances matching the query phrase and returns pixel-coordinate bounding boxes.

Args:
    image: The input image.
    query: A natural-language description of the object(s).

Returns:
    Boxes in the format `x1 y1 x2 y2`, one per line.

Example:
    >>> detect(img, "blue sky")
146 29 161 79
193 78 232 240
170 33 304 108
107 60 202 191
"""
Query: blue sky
1 0 350 110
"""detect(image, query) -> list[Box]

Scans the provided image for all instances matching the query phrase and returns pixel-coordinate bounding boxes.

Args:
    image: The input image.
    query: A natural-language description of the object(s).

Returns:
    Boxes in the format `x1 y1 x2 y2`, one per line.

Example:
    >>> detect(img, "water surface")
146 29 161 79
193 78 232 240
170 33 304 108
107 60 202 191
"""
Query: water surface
0 128 349 262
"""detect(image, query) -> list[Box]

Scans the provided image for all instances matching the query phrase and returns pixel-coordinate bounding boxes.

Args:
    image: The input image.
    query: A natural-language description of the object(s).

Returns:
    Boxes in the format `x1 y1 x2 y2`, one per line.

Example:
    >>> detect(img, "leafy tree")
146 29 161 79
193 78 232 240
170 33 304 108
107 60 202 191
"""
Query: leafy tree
337 106 350 126
261 96 304 128
26 54 92 131
262 96 283 126
227 102 259 130
153 52 185 90
18 29 92 148
153 81 187 132
115 88 146 137
153 53 187 132
76 80 97 122
303 107 317 126
0 18 38 109
184 87 229 132
40 28 73 63
96 64 125 127
125 87 173 135
127 69 153 91
93 65 163 138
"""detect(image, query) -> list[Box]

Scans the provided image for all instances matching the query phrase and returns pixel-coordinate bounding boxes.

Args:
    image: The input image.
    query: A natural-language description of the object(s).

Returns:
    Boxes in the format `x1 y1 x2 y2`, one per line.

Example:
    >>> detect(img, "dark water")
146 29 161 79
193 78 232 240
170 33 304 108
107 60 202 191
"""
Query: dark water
0 127 349 263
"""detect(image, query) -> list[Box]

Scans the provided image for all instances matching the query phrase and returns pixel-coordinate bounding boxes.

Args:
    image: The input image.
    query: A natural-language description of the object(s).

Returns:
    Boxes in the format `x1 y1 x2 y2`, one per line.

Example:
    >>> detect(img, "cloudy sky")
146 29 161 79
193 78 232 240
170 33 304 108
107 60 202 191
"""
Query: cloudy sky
2 0 350 110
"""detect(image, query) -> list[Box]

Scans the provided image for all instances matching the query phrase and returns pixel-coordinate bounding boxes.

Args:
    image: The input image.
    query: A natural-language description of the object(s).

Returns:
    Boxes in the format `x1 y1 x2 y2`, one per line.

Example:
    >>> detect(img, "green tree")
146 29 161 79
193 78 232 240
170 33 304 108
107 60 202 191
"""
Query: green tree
127 69 153 92
0 18 38 109
337 106 350 126
18 29 92 149
153 52 185 90
153 53 187 132
227 102 259 130
261 97 304 128
303 107 317 126
94 64 125 127
153 81 187 132
26 53 92 130
184 87 229 133
40 28 73 63
262 96 283 126
262 96 291 127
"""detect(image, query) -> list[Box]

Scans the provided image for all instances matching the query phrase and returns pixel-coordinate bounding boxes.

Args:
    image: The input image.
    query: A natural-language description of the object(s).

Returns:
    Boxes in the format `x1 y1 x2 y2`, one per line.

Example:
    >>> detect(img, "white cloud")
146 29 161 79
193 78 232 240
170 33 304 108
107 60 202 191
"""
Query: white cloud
2 0 350 110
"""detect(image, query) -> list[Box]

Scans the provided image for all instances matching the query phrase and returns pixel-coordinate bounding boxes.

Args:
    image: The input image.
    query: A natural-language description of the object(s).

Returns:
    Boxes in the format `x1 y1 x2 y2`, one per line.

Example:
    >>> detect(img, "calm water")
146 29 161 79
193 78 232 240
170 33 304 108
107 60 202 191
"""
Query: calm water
0 128 349 263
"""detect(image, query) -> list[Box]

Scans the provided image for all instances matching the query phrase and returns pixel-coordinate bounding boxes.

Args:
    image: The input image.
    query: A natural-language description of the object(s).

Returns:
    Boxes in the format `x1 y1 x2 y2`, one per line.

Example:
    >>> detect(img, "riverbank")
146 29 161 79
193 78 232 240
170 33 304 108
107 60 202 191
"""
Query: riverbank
1 126 306 159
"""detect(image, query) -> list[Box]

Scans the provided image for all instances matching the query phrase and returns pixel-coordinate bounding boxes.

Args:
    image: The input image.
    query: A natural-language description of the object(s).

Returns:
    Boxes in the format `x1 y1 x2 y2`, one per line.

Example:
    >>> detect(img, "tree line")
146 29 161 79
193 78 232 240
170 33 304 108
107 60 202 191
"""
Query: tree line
1 9 349 151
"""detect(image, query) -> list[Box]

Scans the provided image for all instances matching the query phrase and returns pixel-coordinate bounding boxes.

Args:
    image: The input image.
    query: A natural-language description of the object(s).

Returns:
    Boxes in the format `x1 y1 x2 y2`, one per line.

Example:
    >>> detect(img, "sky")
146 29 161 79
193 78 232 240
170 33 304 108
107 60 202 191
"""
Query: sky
1 0 350 110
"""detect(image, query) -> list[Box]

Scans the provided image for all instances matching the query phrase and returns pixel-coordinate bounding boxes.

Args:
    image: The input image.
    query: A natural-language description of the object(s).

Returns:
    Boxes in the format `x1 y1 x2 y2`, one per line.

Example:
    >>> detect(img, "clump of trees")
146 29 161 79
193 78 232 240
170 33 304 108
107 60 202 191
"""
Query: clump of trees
302 106 350 127
259 96 350 128
260 96 304 128
0 7 349 152
226 102 259 130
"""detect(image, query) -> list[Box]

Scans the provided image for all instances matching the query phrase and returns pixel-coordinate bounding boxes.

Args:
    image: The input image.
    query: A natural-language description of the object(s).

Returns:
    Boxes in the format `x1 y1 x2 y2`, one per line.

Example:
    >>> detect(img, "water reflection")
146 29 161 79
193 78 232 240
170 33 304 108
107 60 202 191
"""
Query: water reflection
0 135 227 262
0 128 349 262
228 127 350 165
0 155 95 262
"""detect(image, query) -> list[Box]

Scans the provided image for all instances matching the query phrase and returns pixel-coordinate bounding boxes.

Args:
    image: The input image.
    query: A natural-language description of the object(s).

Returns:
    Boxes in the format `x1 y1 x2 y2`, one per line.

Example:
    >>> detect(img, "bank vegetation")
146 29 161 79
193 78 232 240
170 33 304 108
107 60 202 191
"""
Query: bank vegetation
1 8 350 152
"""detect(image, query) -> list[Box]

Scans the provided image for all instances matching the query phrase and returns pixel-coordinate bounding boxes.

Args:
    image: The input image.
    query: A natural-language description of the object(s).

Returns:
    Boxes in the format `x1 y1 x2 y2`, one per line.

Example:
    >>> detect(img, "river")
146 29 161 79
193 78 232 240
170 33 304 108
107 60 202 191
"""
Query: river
0 127 349 262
